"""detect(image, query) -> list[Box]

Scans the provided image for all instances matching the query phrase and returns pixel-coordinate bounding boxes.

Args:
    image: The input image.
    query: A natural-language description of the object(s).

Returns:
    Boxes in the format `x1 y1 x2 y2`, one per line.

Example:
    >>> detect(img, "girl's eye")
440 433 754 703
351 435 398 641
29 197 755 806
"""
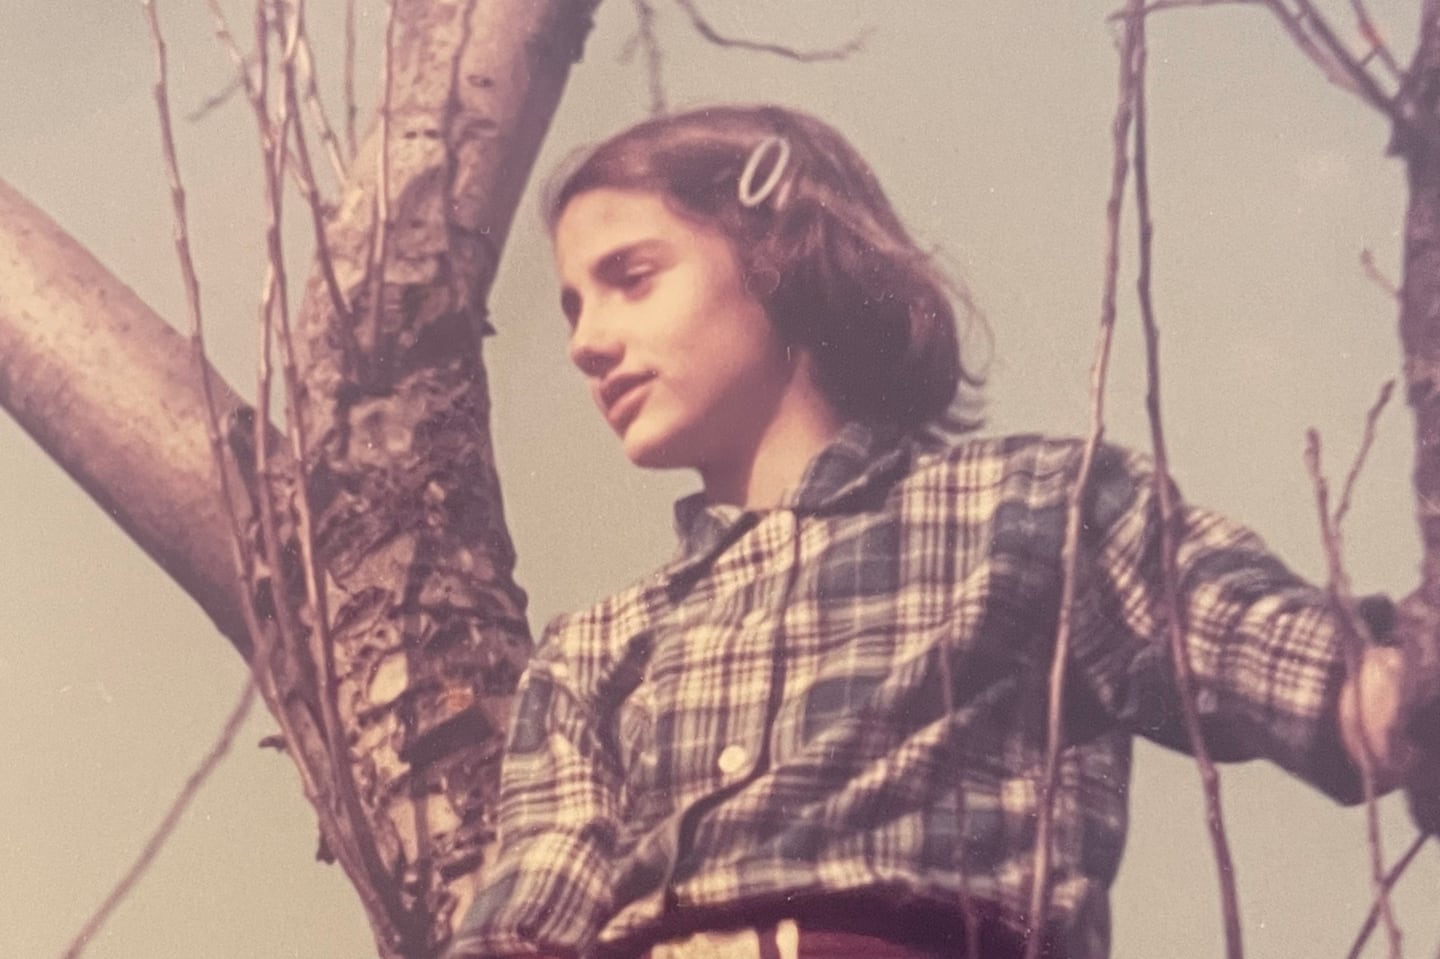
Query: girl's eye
619 268 654 294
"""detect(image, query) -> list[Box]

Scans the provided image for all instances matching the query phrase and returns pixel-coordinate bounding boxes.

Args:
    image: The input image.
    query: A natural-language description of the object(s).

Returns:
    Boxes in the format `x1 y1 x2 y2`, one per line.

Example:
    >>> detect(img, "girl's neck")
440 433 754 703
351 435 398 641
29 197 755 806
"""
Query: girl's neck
699 388 843 510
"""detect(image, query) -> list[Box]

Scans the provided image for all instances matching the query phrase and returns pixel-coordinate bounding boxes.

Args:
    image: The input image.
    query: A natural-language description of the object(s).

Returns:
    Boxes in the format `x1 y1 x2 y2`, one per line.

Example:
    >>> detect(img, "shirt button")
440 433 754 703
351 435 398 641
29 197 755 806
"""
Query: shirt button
717 744 749 775
549 661 570 682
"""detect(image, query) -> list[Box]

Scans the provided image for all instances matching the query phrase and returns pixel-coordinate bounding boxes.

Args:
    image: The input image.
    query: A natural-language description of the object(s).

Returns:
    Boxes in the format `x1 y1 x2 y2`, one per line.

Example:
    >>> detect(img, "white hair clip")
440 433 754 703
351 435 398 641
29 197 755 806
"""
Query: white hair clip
738 135 792 209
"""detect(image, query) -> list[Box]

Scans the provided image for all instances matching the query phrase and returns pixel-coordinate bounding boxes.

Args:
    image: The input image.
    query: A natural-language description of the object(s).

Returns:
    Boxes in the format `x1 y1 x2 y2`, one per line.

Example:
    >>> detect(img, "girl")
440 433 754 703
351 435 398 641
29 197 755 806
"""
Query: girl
449 104 1416 959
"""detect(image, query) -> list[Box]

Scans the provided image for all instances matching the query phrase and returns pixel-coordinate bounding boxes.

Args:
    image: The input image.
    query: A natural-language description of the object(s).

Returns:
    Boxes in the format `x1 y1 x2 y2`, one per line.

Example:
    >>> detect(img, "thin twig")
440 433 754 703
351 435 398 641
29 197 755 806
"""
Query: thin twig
282 5 355 363
629 0 666 115
1336 380 1396 527
58 677 258 959
1120 0 1262 17
1307 412 1403 959
344 0 358 159
1130 8 1245 956
1362 248 1401 299
145 0 283 725
1348 834 1432 959
1023 6 1142 956
1350 0 1407 83
363 0 398 367
272 2 411 947
671 0 869 62
186 68 251 123
295 30 348 183
1268 0 1402 121
203 0 309 197
143 0 255 579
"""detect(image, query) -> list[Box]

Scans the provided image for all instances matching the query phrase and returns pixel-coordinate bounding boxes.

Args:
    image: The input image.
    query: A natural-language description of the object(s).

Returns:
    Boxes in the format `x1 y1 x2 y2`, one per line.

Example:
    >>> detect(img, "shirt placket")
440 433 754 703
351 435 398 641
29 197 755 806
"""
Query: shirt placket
663 509 803 909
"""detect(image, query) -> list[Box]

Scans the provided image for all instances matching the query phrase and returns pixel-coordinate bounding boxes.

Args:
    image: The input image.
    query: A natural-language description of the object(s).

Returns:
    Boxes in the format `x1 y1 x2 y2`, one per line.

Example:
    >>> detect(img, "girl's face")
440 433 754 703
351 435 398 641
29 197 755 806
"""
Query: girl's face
553 188 797 476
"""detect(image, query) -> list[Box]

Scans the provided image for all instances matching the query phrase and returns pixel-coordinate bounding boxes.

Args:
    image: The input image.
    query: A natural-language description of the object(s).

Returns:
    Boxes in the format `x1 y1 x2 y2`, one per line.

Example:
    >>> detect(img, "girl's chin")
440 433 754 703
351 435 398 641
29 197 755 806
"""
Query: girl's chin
620 424 690 470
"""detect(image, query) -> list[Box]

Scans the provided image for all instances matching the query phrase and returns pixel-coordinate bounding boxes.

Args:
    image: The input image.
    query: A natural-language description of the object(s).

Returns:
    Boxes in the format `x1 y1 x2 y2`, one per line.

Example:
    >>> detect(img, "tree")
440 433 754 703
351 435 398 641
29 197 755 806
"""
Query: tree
2 1 1440 956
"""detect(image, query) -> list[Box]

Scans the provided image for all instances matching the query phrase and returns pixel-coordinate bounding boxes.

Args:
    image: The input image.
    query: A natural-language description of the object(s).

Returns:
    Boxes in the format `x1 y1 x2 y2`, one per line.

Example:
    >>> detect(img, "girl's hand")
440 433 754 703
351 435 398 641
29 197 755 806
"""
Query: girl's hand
1339 643 1416 793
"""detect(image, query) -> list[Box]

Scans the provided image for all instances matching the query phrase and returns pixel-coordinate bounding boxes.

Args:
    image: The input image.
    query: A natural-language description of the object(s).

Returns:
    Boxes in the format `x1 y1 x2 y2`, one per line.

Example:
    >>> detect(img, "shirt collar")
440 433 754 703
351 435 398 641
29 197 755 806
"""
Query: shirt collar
670 421 910 565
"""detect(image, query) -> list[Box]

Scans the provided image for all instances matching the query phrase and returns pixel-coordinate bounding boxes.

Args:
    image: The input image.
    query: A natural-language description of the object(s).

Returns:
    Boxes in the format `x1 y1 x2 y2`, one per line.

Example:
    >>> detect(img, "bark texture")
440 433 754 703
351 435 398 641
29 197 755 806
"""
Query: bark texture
0 179 257 658
0 2 600 955
1399 2 1440 738
271 0 601 954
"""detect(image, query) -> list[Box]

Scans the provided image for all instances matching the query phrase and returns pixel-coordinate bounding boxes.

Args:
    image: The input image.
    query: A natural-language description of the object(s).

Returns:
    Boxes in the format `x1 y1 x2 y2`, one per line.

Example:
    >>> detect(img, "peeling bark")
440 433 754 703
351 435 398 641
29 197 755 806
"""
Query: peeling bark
280 0 600 953
0 1 599 955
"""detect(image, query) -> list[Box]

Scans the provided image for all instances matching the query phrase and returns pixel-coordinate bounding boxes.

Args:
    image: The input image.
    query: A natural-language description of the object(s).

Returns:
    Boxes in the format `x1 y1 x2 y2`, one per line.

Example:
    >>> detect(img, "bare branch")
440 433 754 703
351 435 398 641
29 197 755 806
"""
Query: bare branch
1265 0 1402 120
1336 380 1395 527
1348 833 1433 959
281 6 356 372
294 29 348 182
671 0 869 62
203 0 309 197
59 677 258 959
1123 0 1263 16
1362 248 1401 299
629 0 667 115
1350 0 1406 84
344 0 358 158
1024 6 1141 955
1130 7 1247 955
235 3 409 951
363 0 398 368
269 3 413 950
1305 427 1403 958
143 0 256 584
186 68 251 123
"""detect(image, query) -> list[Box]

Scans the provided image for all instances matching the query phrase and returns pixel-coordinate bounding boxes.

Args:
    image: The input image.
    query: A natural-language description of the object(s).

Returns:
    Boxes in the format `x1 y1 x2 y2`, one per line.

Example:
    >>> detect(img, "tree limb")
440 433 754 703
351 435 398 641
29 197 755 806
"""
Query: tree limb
1024 6 1141 955
1130 7 1245 954
0 179 262 659
671 0 868 62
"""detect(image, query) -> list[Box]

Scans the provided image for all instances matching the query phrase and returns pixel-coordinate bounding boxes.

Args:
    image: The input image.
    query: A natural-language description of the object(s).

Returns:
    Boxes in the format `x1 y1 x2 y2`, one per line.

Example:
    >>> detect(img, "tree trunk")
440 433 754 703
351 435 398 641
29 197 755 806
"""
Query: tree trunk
276 0 599 953
1399 3 1440 734
0 1 600 955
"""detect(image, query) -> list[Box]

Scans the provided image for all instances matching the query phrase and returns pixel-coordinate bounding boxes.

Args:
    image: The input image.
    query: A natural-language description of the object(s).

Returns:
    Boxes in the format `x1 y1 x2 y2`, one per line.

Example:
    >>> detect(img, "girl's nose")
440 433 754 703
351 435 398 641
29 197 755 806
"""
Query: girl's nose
568 309 623 377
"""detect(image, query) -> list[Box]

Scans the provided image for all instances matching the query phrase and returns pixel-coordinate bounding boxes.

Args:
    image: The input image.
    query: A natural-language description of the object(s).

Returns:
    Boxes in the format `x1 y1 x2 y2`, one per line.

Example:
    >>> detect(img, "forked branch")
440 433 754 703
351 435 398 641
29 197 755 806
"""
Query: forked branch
1304 383 1402 959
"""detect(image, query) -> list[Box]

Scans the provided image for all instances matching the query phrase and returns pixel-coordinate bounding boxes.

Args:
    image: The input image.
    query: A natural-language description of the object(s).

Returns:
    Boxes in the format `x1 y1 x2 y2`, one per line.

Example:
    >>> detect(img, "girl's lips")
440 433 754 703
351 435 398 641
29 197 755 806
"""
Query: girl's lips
599 370 655 409
605 377 651 430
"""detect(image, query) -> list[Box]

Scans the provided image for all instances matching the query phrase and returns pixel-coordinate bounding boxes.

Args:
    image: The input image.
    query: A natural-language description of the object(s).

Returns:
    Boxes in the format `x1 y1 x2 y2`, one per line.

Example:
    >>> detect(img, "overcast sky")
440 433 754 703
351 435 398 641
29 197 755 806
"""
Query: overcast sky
2 1 1438 957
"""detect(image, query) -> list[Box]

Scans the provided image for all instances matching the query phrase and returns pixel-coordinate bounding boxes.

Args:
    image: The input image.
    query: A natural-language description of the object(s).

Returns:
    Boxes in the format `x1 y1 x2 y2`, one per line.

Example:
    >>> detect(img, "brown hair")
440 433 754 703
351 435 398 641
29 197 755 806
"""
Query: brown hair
545 104 985 431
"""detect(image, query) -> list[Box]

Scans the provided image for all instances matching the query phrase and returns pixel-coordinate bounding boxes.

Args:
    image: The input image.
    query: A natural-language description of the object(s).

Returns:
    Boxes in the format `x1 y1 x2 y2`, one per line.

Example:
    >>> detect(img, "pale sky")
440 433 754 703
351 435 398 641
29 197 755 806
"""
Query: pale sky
2 1 1438 957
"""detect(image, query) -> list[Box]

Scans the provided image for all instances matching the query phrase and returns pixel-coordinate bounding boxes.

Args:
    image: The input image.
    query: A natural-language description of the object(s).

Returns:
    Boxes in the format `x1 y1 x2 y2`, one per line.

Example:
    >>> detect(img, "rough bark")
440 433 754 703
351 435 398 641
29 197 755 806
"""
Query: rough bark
1399 2 1440 742
0 1 600 955
273 0 601 954
0 179 258 659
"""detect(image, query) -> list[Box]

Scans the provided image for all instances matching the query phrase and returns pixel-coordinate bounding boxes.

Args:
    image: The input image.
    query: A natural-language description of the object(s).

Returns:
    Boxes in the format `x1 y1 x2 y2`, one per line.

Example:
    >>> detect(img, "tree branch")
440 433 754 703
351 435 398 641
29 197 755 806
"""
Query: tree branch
1347 832 1432 959
59 677 258 959
1282 0 1402 119
1305 410 1402 959
1130 7 1246 955
671 0 869 62
626 0 666 115
0 180 262 657
1024 6 1141 955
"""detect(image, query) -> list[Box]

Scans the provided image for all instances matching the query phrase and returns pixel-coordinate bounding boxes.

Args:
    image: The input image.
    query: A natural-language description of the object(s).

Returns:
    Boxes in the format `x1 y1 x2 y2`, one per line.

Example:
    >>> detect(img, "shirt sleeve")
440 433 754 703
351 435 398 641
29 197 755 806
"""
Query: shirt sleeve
447 619 623 958
1068 444 1363 803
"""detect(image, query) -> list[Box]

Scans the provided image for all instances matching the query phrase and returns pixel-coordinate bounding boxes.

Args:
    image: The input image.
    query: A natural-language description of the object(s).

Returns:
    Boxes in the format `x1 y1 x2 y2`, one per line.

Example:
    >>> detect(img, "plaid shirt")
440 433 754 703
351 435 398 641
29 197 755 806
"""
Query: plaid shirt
450 424 1360 959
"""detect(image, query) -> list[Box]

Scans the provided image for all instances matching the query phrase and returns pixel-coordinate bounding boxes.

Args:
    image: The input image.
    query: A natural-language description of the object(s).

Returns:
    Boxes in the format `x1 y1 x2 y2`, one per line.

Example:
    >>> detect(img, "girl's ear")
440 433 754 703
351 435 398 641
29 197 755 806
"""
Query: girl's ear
744 266 781 300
